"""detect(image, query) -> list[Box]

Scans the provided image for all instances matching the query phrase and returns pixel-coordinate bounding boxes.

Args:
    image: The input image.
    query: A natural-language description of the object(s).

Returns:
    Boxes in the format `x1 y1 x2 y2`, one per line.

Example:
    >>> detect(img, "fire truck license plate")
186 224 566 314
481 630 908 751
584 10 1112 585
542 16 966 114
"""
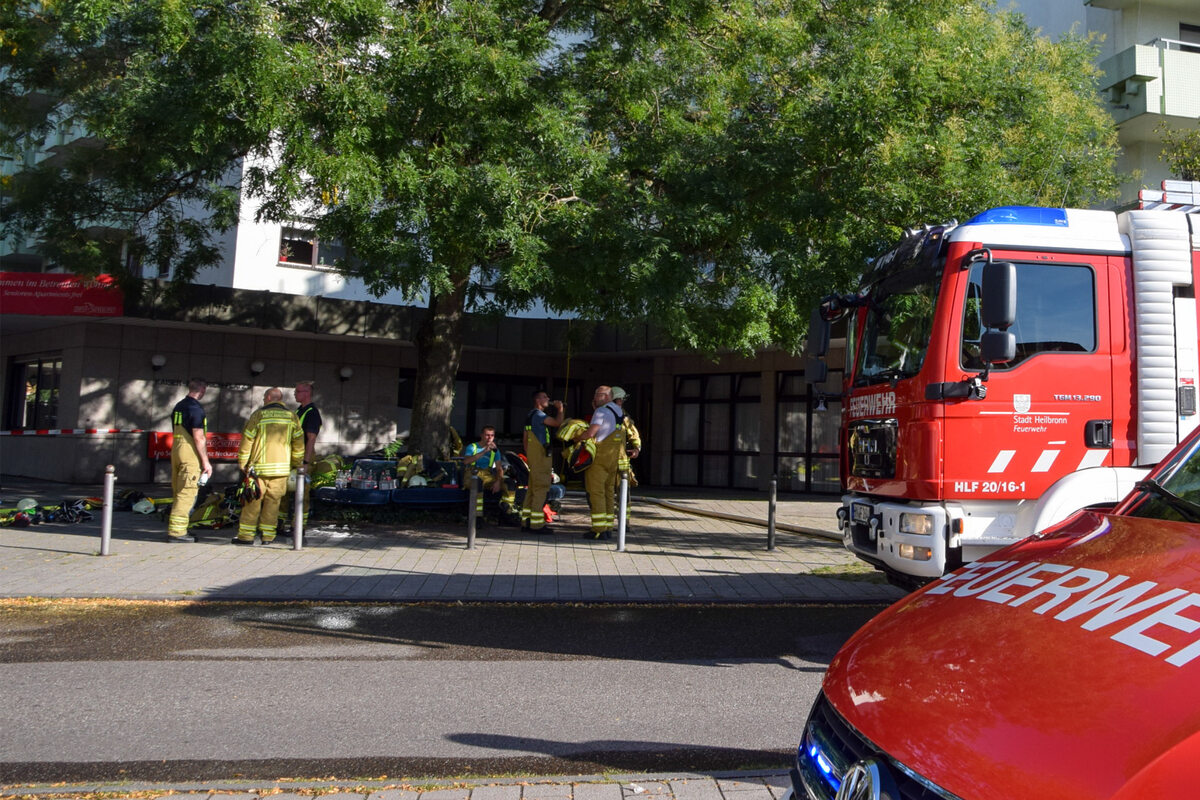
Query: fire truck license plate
851 503 871 524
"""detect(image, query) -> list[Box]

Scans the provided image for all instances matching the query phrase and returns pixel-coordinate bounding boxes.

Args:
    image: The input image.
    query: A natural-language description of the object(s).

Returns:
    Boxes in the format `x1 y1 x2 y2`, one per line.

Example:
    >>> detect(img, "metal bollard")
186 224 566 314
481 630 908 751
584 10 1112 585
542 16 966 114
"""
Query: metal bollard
292 469 305 551
617 473 629 552
100 464 116 556
466 476 479 549
767 474 777 551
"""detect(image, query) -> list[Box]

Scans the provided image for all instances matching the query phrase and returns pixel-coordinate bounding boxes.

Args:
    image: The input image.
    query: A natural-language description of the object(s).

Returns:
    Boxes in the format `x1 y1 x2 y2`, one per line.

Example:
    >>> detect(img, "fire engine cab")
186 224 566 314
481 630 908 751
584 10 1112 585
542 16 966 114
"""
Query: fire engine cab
807 180 1200 589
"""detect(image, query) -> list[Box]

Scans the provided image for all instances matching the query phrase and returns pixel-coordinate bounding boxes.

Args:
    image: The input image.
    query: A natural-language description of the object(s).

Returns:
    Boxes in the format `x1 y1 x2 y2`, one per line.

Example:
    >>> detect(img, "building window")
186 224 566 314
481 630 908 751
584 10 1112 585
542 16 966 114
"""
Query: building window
776 371 841 494
6 355 62 430
278 226 346 269
672 373 760 489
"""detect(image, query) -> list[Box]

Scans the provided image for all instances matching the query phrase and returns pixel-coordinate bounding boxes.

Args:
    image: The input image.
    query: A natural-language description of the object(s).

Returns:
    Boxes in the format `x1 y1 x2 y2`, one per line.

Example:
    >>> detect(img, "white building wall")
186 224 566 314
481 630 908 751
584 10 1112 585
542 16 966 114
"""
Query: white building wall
226 160 417 306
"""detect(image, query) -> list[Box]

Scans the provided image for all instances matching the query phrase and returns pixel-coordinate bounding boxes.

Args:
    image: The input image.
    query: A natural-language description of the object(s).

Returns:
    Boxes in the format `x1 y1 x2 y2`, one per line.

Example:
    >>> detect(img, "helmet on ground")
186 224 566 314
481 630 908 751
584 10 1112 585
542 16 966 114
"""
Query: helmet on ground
407 475 428 487
16 498 37 512
12 511 32 527
132 498 156 514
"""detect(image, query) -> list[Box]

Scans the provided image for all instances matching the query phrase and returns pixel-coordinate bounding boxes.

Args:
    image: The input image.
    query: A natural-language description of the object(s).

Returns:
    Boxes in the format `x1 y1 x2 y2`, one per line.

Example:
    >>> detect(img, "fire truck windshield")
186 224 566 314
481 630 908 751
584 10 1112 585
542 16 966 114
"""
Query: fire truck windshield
853 266 940 387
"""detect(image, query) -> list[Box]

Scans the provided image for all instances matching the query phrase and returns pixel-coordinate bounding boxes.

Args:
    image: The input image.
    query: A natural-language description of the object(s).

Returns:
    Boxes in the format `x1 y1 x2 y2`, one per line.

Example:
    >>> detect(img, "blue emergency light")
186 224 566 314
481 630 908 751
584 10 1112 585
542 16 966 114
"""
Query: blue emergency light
965 206 1069 227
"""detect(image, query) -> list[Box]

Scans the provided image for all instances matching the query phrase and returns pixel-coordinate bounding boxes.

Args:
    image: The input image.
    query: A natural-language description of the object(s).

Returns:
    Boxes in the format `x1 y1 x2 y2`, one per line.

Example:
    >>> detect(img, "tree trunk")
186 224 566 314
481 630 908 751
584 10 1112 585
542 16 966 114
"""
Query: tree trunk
408 271 469 460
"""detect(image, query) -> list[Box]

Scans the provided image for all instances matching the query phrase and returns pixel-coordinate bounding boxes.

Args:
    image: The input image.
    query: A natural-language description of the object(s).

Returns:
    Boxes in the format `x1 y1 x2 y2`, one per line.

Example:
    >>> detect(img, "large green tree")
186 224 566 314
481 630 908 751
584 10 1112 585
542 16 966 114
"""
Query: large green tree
1 0 1120 456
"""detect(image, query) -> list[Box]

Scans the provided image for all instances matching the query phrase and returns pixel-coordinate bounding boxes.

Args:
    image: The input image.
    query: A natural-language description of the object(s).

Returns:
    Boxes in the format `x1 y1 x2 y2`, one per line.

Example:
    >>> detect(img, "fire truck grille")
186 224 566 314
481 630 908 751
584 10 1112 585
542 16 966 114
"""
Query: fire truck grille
848 419 897 479
792 693 961 800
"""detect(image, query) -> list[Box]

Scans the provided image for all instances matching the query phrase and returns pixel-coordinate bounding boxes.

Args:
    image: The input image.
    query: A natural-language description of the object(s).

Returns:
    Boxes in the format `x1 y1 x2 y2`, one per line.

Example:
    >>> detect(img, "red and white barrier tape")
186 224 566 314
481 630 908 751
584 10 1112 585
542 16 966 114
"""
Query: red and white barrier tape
0 428 145 436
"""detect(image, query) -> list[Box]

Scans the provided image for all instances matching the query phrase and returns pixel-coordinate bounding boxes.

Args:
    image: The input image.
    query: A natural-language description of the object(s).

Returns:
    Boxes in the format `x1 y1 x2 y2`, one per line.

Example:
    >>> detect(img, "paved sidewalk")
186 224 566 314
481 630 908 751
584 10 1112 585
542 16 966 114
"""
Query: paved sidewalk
0 476 901 604
1 769 793 799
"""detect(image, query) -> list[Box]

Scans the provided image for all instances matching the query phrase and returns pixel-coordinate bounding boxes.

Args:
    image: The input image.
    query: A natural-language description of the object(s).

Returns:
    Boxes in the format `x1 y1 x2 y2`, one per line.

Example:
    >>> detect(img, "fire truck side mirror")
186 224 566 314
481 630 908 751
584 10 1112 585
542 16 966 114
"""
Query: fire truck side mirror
981 261 1017 329
981 330 1016 364
805 306 831 358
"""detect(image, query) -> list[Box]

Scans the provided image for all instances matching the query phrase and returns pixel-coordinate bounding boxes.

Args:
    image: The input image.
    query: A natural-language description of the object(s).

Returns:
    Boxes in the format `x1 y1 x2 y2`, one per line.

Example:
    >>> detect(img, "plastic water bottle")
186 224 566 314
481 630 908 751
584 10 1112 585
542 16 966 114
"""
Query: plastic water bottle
198 472 209 487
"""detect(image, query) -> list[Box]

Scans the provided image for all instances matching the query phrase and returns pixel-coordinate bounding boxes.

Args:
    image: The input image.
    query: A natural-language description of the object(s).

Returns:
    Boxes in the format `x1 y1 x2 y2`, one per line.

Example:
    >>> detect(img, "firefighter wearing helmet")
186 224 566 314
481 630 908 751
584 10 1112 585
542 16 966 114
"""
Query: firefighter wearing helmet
575 385 627 539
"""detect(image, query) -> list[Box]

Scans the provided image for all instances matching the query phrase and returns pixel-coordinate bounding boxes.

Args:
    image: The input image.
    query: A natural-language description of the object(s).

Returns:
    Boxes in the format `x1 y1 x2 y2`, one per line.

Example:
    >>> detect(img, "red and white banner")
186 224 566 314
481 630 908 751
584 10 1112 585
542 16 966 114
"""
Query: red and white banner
0 428 144 436
147 432 242 461
0 272 124 317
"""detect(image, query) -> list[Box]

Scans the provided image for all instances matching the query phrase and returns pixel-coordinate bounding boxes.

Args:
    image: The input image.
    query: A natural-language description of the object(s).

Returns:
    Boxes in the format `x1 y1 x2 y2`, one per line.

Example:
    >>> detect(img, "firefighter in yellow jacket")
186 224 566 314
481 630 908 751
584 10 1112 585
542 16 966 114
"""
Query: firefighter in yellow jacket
235 387 304 545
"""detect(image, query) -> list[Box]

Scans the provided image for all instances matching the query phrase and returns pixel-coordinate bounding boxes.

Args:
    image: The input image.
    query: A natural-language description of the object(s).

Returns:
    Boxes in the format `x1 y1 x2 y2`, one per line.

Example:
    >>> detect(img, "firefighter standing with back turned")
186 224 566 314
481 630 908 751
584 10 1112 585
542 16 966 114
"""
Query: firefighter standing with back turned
235 387 304 545
166 378 213 543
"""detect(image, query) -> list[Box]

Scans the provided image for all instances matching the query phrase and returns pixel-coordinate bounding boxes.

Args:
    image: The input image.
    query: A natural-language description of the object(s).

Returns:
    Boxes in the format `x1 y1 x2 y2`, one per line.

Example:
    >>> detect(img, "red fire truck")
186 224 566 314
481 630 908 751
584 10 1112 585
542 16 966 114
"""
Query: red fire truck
807 180 1200 589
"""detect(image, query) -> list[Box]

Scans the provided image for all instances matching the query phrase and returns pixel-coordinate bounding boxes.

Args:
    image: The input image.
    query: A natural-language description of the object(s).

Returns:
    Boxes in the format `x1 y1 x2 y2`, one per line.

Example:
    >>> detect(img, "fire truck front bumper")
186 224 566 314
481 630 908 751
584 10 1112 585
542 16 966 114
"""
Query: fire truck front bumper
837 496 951 580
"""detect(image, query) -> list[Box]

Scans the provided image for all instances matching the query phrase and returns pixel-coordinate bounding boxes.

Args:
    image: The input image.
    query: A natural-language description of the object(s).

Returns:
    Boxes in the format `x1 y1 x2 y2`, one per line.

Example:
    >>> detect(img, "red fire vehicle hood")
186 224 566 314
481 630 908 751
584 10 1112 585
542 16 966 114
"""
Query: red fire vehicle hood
823 510 1200 800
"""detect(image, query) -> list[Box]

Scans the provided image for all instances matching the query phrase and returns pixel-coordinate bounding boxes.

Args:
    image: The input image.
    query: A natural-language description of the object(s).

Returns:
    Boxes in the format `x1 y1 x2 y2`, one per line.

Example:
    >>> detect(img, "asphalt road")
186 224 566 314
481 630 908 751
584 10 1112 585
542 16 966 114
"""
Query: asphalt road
0 602 887 784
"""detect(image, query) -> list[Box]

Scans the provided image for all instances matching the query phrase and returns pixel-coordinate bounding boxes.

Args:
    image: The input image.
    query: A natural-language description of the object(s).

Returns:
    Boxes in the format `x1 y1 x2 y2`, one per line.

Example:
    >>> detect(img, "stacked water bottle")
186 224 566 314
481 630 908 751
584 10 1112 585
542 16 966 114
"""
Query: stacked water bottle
338 463 398 490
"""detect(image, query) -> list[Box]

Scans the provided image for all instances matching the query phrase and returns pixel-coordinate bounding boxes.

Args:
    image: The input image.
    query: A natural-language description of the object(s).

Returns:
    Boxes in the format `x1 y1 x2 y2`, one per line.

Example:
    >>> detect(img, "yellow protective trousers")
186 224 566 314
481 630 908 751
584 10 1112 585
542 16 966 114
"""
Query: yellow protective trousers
236 475 288 542
168 430 201 538
521 437 553 530
585 428 626 534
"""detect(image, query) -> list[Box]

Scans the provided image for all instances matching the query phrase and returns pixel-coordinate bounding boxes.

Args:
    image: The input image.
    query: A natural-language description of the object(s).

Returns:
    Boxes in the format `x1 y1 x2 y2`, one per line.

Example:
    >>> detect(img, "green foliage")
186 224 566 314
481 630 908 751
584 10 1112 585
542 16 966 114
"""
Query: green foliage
541 0 1120 353
1160 124 1200 182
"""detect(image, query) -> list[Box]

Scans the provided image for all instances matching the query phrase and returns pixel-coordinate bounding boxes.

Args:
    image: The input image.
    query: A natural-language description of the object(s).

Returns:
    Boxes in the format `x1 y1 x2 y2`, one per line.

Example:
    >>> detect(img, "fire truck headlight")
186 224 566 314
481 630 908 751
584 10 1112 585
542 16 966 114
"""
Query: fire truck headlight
899 543 933 561
899 512 934 535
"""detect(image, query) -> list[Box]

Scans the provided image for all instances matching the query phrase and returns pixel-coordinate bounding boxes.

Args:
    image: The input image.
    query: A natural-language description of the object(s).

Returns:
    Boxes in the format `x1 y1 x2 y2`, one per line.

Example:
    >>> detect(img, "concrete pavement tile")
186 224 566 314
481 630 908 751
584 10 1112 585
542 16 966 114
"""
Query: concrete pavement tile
668 779 723 800
556 574 582 597
488 575 516 598
521 782 574 800
419 788 471 800
414 574 450 596
579 575 603 596
716 778 774 796
571 783 624 800
621 780 670 796
469 785 522 800
599 575 624 596
619 574 651 598
368 790 419 800
272 793 366 799
465 575 495 596
762 774 791 799
391 572 431 596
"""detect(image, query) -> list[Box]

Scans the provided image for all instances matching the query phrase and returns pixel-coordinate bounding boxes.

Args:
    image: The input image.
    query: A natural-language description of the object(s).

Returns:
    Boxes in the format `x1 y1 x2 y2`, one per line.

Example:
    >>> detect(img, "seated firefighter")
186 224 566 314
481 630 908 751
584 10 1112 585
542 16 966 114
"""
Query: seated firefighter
458 425 507 521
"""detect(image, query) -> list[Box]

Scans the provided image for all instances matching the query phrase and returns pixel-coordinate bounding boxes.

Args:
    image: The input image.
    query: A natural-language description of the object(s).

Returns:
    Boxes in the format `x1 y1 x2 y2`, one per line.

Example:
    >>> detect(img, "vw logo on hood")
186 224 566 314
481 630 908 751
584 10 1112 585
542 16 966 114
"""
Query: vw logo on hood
835 758 896 800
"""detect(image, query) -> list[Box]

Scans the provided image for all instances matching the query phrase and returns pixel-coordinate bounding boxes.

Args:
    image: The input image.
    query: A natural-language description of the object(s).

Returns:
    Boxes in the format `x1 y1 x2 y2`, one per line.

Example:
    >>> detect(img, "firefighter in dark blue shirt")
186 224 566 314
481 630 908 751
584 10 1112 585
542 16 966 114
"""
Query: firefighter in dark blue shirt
166 378 213 542
293 380 323 528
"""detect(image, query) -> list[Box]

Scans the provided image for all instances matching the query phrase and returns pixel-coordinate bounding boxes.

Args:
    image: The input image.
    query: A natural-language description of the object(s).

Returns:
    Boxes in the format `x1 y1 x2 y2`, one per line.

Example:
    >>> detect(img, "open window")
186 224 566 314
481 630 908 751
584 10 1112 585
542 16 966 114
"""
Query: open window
278 226 346 269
